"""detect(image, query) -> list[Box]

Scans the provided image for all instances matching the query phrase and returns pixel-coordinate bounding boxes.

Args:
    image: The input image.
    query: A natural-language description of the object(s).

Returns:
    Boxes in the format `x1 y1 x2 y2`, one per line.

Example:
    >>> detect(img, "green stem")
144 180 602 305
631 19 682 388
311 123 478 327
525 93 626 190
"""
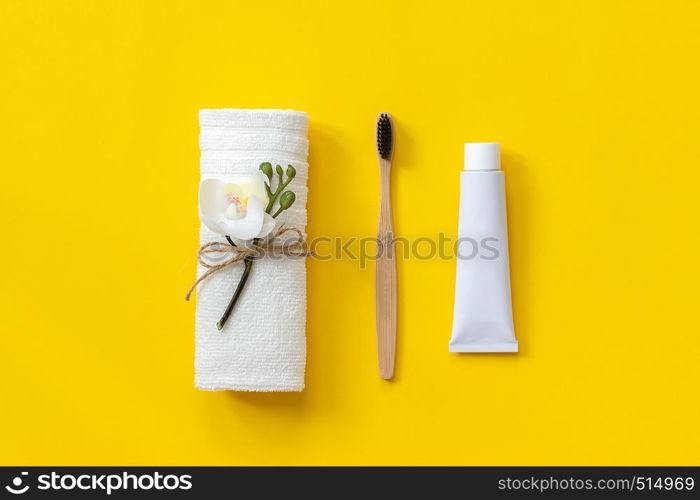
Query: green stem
265 177 293 213
216 236 254 331
216 256 253 331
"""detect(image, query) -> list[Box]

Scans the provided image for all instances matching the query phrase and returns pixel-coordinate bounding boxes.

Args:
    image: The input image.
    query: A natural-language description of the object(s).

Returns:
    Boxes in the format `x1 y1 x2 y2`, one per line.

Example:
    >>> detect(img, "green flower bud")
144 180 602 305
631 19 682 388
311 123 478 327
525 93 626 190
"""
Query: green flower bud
275 164 284 177
286 164 296 179
259 162 273 179
279 190 296 210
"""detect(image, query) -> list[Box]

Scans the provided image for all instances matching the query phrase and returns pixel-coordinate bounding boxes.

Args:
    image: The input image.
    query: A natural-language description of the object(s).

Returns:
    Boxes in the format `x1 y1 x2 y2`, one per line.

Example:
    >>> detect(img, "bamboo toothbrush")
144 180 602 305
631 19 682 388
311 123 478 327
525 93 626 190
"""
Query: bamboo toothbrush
375 113 397 380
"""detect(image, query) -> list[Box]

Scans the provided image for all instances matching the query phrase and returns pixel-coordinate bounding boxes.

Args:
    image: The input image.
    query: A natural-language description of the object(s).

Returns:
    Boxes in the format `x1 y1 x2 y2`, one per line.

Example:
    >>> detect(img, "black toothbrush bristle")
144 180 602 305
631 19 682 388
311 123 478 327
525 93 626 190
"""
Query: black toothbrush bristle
376 113 393 160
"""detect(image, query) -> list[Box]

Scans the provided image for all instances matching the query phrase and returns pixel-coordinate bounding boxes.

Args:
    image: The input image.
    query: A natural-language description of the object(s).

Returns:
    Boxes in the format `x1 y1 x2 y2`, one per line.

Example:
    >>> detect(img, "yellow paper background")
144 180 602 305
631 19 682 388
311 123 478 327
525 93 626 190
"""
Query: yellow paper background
1 0 699 465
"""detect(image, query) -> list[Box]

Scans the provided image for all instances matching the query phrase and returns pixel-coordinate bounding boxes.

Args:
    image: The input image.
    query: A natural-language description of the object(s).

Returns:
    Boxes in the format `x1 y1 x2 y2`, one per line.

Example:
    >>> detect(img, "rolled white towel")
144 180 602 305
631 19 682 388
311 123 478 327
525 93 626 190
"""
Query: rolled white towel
194 109 309 392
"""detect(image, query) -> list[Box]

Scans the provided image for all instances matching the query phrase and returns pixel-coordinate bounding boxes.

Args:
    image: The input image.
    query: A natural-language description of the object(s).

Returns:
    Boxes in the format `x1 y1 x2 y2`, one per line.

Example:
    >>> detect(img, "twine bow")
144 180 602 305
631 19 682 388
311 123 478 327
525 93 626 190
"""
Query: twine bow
185 225 313 301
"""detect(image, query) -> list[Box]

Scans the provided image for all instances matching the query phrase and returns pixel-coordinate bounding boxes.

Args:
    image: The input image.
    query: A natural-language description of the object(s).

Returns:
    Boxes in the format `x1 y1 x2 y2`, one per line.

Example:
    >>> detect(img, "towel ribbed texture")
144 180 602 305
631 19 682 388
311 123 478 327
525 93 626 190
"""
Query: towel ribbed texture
195 109 309 392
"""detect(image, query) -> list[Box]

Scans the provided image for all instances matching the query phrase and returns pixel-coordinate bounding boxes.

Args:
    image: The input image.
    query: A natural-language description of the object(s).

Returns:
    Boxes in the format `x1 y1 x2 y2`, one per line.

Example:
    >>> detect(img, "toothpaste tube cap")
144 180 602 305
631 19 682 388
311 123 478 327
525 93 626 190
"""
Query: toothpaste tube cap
464 143 500 171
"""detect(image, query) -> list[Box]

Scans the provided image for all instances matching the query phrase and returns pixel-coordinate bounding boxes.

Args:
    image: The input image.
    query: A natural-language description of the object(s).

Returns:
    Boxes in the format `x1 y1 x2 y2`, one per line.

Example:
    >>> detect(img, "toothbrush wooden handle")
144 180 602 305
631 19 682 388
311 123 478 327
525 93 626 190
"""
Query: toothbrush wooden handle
376 161 396 380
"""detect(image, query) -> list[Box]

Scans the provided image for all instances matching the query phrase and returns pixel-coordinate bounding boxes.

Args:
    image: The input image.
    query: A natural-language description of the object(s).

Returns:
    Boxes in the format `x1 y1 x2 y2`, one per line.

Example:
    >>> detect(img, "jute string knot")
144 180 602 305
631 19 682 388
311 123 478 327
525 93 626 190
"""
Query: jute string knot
185 225 313 301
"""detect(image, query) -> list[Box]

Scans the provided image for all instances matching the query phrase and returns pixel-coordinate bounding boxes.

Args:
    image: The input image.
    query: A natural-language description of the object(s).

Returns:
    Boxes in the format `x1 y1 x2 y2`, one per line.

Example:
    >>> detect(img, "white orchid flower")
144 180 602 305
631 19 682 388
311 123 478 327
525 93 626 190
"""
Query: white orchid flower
198 171 275 240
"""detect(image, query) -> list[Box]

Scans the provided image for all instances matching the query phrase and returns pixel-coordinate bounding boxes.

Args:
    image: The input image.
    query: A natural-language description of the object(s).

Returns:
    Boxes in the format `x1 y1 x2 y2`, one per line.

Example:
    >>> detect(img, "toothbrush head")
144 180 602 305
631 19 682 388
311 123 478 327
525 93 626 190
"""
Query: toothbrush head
376 113 393 160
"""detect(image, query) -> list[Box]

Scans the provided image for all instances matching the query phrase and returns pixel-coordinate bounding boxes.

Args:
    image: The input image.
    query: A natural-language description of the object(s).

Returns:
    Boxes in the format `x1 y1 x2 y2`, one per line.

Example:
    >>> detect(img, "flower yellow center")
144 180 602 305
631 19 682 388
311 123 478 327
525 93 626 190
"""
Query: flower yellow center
224 192 248 219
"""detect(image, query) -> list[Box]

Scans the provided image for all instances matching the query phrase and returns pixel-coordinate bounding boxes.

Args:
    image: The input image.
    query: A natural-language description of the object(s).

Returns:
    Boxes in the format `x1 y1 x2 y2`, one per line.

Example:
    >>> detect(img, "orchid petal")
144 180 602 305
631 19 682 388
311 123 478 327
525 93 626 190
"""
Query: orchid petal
199 179 227 221
236 172 268 202
202 216 228 235
257 213 276 238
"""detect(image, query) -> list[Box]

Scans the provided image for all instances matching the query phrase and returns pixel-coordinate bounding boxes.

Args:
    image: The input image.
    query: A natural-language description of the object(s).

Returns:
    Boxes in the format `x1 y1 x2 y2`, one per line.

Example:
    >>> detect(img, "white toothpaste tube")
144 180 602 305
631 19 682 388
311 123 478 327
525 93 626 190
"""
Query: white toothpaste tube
450 143 518 352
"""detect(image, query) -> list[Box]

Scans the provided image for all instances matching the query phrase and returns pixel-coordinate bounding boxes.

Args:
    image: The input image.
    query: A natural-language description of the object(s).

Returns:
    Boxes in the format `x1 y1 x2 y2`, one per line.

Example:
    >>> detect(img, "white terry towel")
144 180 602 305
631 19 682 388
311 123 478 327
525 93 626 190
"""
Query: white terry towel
195 109 309 391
